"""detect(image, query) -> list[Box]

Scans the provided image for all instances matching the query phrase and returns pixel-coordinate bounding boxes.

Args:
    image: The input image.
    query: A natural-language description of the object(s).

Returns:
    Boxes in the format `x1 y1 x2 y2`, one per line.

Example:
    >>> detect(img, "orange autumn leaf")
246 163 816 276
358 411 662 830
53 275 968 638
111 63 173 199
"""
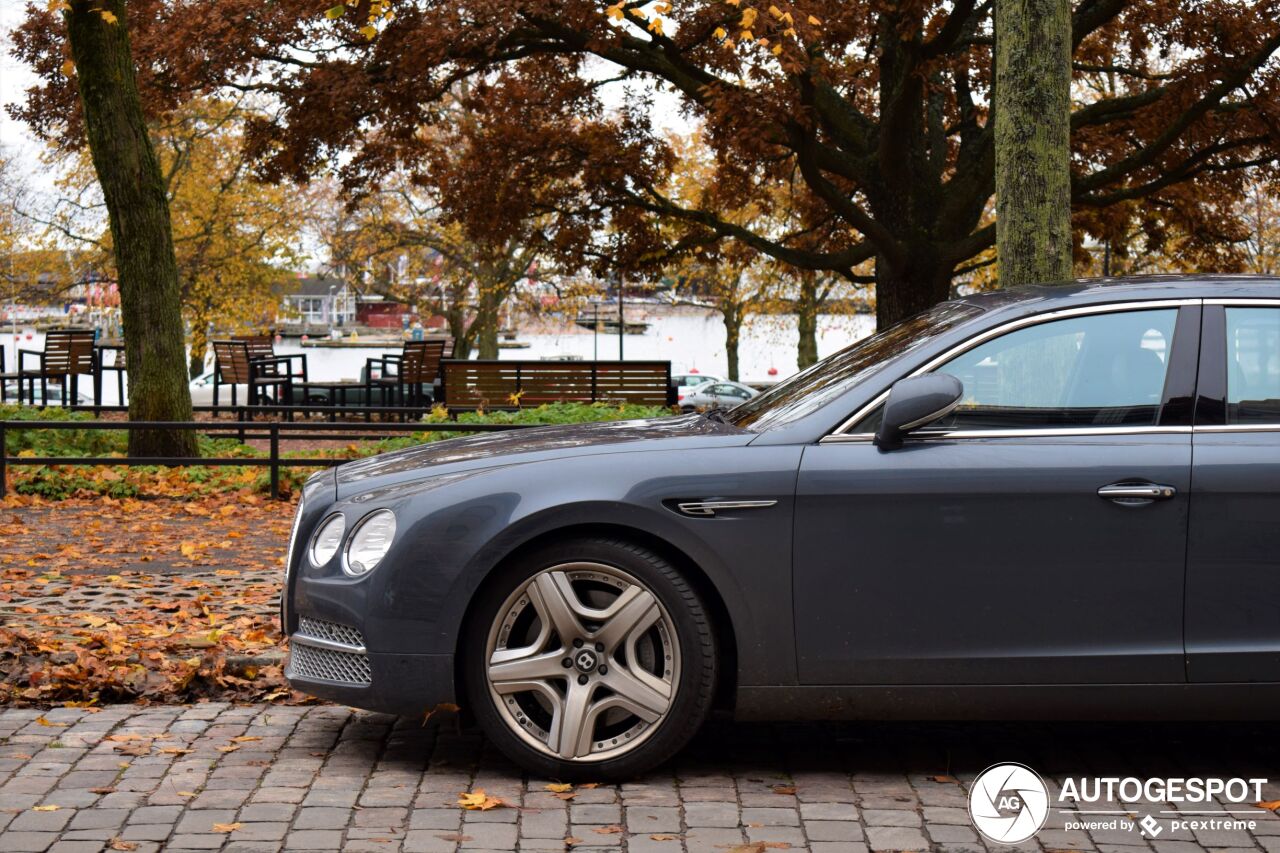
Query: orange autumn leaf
457 789 506 810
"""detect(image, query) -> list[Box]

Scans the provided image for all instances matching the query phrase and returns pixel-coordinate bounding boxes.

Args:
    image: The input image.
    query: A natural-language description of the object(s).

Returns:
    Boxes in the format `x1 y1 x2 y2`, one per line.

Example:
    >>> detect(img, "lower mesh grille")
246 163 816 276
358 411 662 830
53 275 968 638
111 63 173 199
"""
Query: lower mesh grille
297 616 365 649
287 642 372 685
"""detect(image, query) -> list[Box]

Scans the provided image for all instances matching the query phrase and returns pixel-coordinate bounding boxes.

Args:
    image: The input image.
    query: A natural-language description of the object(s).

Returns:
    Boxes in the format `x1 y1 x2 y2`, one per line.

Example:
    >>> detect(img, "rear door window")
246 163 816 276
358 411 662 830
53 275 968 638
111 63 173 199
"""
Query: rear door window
1225 307 1280 424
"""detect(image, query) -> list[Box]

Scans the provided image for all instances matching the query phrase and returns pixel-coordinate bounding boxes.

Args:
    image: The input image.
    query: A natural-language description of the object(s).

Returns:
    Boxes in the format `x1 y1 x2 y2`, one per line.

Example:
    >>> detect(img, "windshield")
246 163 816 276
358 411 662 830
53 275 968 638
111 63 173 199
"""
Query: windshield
727 301 983 430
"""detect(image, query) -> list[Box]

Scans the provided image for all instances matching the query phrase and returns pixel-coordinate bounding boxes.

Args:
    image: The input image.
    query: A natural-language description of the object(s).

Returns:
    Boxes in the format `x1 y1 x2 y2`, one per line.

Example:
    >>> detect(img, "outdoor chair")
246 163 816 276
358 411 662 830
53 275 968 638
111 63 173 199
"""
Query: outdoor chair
17 329 96 408
234 334 308 385
0 348 19 404
365 339 446 418
211 339 295 416
93 345 126 414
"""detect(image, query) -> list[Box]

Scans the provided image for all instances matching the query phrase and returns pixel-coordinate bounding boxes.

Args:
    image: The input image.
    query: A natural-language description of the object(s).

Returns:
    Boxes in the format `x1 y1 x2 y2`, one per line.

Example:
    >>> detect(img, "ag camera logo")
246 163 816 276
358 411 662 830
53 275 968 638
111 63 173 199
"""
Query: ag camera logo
968 763 1050 844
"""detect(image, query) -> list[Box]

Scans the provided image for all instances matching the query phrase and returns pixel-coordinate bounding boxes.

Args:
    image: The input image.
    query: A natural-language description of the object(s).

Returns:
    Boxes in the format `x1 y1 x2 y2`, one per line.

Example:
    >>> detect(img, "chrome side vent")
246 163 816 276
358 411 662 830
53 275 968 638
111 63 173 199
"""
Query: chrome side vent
671 499 778 518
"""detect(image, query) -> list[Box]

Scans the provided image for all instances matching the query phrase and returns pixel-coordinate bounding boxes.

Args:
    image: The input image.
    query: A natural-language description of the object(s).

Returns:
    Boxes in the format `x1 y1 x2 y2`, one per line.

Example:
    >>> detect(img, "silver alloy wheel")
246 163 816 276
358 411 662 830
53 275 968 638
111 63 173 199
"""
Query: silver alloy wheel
484 562 680 762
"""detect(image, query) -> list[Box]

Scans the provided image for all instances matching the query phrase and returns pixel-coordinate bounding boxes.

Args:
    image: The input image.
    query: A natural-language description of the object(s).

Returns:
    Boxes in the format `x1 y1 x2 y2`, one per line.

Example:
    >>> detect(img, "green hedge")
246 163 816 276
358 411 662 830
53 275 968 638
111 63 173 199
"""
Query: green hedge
1 402 675 499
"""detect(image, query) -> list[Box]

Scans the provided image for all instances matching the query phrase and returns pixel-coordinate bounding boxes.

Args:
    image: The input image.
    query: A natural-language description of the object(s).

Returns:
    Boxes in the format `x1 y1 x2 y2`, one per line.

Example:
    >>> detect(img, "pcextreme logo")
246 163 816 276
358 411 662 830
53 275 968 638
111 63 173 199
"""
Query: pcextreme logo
968 763 1268 843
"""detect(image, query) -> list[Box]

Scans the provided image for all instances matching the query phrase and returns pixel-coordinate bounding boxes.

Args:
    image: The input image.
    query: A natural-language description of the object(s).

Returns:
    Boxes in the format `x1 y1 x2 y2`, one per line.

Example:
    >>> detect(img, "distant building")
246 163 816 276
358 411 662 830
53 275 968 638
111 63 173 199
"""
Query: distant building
355 295 415 329
280 274 357 326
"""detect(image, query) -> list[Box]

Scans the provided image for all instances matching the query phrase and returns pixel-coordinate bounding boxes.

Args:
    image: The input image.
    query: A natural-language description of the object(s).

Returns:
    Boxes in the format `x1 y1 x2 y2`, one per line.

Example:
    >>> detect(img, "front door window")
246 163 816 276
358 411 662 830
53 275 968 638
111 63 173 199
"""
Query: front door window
931 308 1178 430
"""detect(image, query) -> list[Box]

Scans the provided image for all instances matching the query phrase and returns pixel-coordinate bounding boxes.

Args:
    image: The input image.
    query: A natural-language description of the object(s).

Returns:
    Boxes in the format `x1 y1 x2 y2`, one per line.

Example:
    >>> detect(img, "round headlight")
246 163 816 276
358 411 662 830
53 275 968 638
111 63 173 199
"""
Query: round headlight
309 513 346 567
344 510 397 577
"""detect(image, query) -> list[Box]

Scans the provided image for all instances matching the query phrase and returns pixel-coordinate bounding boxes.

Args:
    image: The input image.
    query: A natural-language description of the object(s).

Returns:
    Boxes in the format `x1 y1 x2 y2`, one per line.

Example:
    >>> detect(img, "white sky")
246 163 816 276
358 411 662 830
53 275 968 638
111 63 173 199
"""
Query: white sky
1 5 48 188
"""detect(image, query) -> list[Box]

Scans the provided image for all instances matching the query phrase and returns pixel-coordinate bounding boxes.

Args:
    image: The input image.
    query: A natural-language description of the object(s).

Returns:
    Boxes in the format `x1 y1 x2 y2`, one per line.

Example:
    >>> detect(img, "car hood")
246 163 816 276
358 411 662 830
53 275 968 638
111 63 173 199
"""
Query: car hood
335 414 753 498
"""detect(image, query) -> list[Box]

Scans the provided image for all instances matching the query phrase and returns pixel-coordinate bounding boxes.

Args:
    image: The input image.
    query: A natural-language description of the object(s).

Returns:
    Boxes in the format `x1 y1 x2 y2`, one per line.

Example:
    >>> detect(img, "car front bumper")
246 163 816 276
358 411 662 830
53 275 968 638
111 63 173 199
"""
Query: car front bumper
284 612 456 716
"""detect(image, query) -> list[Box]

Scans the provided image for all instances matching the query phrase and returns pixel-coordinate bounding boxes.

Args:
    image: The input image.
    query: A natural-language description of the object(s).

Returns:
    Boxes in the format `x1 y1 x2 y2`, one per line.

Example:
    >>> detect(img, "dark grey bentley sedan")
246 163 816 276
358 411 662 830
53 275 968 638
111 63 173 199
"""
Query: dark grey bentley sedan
283 275 1280 778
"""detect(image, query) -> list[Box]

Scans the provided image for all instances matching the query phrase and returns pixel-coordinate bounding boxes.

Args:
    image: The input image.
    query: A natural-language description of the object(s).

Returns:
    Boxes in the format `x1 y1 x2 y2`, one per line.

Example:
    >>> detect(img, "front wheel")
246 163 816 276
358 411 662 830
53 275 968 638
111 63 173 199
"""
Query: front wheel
464 537 717 780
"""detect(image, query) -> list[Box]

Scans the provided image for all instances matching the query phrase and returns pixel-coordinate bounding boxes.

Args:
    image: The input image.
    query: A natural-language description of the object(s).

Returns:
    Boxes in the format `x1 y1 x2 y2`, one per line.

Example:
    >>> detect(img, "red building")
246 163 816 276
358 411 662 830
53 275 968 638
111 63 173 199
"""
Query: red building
356 297 415 329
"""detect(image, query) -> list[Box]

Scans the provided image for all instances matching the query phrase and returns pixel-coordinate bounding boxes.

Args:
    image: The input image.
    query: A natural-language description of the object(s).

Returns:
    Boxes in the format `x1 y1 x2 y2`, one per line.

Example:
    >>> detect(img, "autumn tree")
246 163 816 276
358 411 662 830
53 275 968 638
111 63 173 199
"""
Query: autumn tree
1239 179 1280 275
668 251 775 380
662 131 856 370
14 2 1280 329
56 0 194 456
153 99 305 377
310 175 547 359
662 132 771 378
0 152 36 305
48 98 307 377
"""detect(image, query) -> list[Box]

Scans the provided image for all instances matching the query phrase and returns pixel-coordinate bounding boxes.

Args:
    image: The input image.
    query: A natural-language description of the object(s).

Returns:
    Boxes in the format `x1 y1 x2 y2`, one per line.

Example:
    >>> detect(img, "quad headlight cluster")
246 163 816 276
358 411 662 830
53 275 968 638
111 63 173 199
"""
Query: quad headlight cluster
308 509 397 577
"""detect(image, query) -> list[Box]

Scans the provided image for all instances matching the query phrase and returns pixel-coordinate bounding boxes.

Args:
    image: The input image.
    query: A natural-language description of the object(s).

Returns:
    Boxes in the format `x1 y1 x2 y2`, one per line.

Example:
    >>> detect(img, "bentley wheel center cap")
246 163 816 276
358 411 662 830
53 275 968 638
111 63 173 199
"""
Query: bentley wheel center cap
574 649 598 673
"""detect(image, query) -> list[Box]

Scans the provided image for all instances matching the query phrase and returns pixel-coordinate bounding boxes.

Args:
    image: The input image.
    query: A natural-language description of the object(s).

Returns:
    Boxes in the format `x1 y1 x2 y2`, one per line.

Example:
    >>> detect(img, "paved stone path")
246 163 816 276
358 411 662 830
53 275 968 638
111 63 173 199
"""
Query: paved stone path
2 705 1279 853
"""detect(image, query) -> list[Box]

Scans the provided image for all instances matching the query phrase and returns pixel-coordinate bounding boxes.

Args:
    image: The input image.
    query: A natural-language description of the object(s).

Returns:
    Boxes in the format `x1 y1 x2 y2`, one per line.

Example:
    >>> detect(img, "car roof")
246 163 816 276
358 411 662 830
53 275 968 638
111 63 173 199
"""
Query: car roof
953 274 1280 314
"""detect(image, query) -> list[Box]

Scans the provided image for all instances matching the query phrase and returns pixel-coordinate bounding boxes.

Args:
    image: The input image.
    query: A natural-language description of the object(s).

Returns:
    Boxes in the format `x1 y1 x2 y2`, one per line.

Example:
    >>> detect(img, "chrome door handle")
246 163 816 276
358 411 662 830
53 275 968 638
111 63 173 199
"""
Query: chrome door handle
1097 483 1177 502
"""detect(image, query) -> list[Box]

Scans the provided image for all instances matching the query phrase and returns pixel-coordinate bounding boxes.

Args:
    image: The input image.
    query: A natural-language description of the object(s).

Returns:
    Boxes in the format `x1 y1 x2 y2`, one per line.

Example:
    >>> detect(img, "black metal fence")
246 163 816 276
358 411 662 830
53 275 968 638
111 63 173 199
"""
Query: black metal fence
0 407 529 500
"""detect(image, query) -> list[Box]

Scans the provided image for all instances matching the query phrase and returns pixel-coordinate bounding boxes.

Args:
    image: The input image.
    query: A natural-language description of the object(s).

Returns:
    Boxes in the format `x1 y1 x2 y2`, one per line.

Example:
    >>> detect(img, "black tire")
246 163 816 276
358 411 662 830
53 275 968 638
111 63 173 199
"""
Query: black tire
463 536 717 781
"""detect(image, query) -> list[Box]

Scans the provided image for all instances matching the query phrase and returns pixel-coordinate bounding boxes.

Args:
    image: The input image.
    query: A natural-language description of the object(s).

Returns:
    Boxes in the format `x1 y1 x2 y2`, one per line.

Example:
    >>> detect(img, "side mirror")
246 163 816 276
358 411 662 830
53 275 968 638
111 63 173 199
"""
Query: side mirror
875 374 964 450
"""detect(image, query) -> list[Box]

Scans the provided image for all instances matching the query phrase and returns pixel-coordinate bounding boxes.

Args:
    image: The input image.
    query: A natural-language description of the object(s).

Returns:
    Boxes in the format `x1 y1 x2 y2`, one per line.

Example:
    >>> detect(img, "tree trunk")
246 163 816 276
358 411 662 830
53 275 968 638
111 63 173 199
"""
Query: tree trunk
444 293 471 358
472 280 503 359
994 0 1073 287
187 307 210 379
722 302 742 382
188 325 205 379
795 272 819 370
874 253 955 330
66 0 195 456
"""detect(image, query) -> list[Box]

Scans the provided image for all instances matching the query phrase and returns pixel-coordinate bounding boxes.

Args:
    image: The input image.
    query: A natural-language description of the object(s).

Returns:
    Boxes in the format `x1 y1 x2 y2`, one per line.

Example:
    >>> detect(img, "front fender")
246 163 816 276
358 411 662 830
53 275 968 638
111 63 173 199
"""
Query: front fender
318 445 802 688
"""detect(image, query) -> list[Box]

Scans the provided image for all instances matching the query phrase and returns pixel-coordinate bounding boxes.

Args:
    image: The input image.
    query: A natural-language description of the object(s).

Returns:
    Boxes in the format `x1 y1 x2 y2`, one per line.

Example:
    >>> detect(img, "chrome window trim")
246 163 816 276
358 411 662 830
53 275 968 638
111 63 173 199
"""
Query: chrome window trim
1204 298 1280 306
821 425 1194 444
820 423 1280 443
827 298 1202 440
1196 424 1280 434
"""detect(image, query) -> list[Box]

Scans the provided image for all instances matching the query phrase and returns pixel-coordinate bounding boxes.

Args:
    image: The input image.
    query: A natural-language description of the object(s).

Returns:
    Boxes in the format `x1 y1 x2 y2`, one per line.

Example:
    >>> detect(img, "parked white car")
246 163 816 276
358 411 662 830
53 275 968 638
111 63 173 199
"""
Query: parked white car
189 368 218 406
671 371 724 392
677 379 759 412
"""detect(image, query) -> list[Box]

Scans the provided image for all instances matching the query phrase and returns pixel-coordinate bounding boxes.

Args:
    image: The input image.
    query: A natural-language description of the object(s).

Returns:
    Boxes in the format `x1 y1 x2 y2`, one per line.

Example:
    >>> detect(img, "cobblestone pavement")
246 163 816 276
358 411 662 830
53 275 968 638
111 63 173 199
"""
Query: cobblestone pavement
2 705 1280 853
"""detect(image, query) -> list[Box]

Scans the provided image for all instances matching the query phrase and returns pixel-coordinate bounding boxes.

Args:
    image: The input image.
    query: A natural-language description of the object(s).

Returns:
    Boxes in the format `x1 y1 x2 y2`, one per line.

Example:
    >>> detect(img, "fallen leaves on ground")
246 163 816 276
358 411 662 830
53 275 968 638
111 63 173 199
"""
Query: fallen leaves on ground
593 825 623 835
771 784 797 795
108 840 138 851
32 805 59 811
0 493 314 706
1256 800 1280 811
545 782 573 793
211 822 242 833
457 789 506 810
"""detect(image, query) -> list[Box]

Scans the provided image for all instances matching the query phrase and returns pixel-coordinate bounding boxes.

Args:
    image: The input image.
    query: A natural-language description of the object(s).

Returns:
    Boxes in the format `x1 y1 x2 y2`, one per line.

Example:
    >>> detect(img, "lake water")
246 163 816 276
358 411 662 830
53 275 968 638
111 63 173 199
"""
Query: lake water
1 308 876 406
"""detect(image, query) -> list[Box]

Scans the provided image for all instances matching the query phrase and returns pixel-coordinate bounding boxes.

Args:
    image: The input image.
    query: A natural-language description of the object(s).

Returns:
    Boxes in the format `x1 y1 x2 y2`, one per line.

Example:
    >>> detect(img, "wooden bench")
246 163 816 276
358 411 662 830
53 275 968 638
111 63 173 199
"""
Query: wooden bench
440 360 674 410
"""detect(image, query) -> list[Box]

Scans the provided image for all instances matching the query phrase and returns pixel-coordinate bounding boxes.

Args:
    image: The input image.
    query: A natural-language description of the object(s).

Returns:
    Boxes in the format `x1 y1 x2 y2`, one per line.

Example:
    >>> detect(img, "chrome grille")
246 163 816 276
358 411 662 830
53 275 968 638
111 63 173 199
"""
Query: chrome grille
287 642 372 685
297 616 365 649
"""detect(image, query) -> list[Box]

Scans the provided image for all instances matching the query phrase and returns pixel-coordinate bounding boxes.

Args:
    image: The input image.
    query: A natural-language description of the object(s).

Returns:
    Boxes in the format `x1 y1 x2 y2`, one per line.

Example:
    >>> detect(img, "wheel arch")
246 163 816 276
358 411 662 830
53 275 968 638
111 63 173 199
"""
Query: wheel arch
453 521 739 716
